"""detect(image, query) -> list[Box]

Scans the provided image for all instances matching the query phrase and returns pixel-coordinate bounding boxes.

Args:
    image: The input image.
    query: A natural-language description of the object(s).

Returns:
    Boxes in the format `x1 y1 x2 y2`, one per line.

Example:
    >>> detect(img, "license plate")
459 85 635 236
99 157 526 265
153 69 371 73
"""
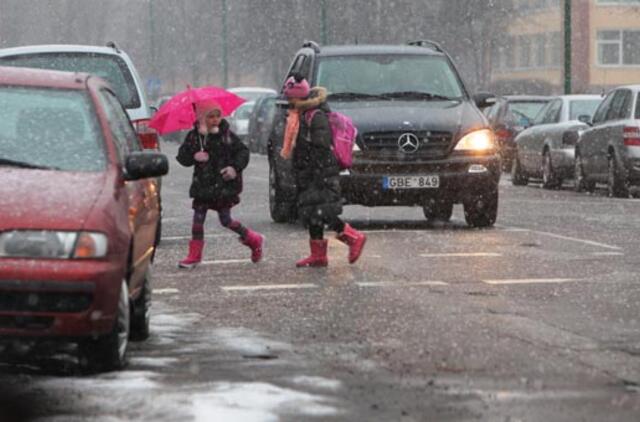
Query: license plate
383 175 440 190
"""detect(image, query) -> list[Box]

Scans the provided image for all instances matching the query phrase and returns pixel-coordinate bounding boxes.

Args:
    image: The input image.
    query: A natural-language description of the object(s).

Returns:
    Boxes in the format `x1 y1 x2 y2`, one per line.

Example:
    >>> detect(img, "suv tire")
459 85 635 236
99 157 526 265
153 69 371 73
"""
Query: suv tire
79 281 130 373
464 189 498 228
423 200 453 222
511 156 528 186
269 165 296 223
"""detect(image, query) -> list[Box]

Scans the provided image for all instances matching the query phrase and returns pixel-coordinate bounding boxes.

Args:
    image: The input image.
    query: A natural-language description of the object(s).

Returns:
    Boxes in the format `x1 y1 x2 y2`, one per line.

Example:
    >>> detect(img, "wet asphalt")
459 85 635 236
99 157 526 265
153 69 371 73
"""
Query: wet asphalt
1 140 639 421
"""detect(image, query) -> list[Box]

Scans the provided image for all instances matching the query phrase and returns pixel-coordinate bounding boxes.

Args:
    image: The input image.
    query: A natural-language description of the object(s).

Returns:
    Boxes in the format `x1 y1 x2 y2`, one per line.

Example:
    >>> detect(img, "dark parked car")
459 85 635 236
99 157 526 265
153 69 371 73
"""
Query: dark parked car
247 93 277 154
484 95 552 171
574 85 640 197
0 66 168 372
269 41 500 227
511 94 601 188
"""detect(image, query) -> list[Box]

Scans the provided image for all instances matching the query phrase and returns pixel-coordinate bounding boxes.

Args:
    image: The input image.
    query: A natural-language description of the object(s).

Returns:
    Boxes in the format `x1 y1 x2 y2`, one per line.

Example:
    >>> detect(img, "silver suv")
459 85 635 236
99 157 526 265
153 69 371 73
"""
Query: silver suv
574 86 640 197
0 42 159 150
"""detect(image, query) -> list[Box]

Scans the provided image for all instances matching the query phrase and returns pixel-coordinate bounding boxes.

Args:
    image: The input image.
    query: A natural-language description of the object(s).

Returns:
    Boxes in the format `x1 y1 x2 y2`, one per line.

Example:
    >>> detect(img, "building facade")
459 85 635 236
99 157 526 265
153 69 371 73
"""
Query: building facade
491 0 640 95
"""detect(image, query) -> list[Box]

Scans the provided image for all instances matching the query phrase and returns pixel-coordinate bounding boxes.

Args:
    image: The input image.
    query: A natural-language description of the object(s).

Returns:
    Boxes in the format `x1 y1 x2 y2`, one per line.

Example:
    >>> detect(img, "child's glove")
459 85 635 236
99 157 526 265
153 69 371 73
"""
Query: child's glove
194 151 209 163
220 166 237 181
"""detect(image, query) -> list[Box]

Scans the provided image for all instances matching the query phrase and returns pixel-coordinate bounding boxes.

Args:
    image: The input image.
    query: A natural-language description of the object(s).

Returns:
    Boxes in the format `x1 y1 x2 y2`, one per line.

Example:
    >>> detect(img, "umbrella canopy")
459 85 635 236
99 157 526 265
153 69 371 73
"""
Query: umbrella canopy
149 86 245 135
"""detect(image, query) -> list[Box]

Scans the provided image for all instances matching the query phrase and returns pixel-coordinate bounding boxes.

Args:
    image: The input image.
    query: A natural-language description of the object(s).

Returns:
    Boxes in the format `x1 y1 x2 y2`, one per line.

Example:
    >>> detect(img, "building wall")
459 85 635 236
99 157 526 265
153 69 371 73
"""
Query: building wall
491 0 640 95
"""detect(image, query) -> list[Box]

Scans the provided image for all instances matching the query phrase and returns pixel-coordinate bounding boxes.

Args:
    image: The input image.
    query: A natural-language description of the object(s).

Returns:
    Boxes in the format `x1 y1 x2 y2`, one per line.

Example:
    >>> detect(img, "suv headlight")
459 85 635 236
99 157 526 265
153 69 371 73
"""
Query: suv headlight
454 129 495 151
0 231 108 259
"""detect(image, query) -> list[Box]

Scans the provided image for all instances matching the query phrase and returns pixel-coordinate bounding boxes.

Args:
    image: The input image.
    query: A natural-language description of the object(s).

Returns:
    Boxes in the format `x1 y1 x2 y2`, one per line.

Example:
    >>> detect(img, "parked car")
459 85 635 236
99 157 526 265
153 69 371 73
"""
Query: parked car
228 100 255 144
228 86 277 102
268 40 500 227
574 86 640 197
0 66 168 371
0 42 160 151
247 94 278 154
484 95 552 171
511 94 602 188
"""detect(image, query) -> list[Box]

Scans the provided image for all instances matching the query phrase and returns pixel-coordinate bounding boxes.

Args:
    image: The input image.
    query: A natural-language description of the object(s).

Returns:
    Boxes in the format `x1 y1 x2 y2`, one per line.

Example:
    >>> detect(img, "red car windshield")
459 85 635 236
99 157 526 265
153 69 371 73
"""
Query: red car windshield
0 87 106 172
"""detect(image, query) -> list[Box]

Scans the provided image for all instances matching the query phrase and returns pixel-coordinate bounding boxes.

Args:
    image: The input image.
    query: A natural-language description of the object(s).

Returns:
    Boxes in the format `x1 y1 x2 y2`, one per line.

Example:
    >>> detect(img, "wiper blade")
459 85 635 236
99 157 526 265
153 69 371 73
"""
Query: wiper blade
0 158 58 170
328 92 390 100
379 91 459 101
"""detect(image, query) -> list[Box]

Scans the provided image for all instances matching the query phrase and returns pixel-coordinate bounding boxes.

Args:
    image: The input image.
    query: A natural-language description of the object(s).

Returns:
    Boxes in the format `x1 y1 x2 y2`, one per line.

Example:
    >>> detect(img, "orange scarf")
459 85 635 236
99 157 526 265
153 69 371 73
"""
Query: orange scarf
280 109 300 160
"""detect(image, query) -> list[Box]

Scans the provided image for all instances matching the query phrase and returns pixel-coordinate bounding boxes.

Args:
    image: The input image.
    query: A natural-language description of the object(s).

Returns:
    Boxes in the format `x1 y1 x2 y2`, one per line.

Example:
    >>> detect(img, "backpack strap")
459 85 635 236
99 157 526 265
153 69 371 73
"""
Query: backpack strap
303 109 319 128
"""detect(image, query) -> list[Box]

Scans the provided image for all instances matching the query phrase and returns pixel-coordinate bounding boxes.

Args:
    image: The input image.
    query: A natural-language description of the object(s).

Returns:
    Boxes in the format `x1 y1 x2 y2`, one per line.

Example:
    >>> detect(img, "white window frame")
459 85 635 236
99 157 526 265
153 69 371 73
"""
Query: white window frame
596 29 640 67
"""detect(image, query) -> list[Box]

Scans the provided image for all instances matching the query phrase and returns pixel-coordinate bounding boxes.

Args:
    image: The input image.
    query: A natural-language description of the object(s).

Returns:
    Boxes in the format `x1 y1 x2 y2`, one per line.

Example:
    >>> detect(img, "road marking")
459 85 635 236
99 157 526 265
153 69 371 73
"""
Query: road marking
483 278 580 285
420 252 502 258
154 288 180 295
500 226 622 251
162 234 234 241
201 259 253 265
356 281 448 287
590 251 624 256
221 283 317 292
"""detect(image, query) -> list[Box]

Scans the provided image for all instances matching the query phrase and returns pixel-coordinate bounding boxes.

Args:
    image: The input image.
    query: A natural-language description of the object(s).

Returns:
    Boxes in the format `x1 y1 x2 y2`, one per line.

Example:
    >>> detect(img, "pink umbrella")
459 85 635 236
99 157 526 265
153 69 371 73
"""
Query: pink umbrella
149 86 245 135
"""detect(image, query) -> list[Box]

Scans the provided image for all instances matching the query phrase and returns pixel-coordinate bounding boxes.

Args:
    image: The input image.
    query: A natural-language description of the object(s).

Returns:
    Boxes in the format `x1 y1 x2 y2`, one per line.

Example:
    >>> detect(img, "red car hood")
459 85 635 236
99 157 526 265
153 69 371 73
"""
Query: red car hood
0 168 106 231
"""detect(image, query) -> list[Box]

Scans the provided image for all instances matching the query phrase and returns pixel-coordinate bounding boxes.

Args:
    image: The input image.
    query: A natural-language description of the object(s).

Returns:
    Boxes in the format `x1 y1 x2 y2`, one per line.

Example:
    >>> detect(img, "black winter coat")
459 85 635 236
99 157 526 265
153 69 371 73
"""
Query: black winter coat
176 119 249 205
293 103 343 226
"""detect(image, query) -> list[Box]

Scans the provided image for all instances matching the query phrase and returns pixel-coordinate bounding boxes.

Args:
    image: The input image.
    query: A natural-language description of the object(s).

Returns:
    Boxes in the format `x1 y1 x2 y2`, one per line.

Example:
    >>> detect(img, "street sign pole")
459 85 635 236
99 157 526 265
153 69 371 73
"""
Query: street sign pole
222 0 228 88
564 0 572 94
321 0 328 45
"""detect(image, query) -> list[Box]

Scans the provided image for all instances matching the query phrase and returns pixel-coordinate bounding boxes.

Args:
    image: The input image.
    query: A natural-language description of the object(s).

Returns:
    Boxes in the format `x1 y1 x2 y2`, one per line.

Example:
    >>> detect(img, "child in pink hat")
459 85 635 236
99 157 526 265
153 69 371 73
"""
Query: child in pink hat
176 100 263 268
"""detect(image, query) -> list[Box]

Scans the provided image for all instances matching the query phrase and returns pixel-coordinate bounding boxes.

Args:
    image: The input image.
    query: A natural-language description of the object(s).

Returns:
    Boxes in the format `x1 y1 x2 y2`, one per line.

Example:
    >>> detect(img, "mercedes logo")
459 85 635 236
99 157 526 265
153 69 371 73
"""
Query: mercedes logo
398 133 420 153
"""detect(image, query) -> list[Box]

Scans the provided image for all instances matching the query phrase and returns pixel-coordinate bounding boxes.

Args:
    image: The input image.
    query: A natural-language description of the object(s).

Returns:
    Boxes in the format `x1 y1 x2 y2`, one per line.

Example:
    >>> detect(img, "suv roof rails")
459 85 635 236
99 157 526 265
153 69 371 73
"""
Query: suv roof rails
106 41 121 53
407 39 444 53
302 40 321 53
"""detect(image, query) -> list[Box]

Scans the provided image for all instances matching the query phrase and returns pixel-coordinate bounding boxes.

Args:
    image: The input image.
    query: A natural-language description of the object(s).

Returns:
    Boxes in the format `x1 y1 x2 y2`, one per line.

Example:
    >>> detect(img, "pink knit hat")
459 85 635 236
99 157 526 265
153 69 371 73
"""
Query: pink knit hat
195 99 222 123
283 76 310 99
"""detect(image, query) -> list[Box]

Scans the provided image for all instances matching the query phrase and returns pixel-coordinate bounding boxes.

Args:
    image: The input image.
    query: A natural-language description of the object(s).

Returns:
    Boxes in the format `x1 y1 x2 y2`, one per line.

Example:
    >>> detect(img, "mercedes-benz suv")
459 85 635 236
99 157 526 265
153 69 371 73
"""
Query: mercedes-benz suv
268 41 500 227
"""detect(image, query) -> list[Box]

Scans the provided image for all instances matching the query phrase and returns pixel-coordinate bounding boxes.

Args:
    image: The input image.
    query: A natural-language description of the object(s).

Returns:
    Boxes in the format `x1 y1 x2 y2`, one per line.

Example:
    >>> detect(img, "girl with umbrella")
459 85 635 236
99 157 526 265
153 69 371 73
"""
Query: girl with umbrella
176 99 263 268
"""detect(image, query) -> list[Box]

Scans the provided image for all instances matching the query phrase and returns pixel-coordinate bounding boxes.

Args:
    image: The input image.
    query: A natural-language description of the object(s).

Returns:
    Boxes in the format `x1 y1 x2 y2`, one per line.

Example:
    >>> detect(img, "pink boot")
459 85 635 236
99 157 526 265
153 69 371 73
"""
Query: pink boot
178 239 204 269
337 224 367 264
296 239 328 267
241 229 264 263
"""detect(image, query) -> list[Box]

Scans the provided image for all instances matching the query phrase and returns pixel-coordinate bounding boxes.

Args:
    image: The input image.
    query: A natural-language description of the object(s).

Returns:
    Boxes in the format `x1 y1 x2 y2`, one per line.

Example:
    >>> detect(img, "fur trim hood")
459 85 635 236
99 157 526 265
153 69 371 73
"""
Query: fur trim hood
290 87 328 111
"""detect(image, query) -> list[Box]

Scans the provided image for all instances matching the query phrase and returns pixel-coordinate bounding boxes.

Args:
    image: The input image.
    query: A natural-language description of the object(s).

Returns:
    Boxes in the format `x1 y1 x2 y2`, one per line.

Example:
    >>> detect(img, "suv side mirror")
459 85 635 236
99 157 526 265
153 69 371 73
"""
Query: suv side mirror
124 152 169 181
562 130 580 146
577 114 592 125
150 106 159 114
275 98 290 109
473 92 497 109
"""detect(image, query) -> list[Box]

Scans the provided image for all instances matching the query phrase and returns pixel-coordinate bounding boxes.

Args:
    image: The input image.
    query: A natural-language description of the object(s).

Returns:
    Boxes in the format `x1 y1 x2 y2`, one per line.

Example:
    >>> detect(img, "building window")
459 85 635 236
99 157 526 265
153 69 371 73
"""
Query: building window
598 31 622 65
597 30 640 66
519 36 531 68
596 0 640 5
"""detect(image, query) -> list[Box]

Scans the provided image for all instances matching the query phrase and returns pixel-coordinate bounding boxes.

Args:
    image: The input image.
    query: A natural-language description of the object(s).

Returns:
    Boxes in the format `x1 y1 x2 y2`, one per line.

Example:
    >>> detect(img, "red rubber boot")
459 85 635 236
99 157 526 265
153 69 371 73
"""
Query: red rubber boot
178 239 204 269
296 239 328 267
336 224 367 264
241 229 264 263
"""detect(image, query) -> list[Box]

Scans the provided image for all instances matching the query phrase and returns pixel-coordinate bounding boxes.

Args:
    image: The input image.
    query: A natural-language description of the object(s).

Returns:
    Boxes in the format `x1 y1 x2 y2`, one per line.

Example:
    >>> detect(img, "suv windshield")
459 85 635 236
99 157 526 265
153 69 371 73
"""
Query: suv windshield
0 53 141 109
316 55 464 100
0 87 105 172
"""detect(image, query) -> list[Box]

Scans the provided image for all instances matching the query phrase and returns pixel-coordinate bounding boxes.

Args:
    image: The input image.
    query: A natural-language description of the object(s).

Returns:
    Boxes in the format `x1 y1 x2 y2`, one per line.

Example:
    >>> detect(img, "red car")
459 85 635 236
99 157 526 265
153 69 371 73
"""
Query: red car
0 66 168 371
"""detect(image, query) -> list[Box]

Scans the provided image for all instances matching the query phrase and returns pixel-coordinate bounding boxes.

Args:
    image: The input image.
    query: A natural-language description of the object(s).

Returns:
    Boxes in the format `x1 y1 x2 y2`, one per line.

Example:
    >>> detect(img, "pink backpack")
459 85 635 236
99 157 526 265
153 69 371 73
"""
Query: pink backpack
305 109 358 169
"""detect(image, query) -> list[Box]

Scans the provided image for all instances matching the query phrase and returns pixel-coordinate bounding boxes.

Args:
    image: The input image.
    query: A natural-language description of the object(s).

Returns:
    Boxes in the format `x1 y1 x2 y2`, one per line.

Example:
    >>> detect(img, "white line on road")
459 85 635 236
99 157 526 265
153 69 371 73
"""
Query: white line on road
590 252 625 256
419 252 502 258
483 278 580 285
499 226 622 251
154 288 180 295
221 283 317 292
162 234 234 241
356 281 448 287
201 259 253 265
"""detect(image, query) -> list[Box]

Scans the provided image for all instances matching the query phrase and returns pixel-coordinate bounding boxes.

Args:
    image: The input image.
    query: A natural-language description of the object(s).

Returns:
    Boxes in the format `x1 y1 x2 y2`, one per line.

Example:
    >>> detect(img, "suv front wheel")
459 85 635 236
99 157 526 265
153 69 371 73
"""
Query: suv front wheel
463 189 498 228
269 165 296 223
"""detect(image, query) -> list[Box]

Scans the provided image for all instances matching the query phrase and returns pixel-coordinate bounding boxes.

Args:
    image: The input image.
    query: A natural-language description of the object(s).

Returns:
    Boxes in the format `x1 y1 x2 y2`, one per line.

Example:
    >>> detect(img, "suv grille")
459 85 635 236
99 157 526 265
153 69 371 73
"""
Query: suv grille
362 130 452 158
